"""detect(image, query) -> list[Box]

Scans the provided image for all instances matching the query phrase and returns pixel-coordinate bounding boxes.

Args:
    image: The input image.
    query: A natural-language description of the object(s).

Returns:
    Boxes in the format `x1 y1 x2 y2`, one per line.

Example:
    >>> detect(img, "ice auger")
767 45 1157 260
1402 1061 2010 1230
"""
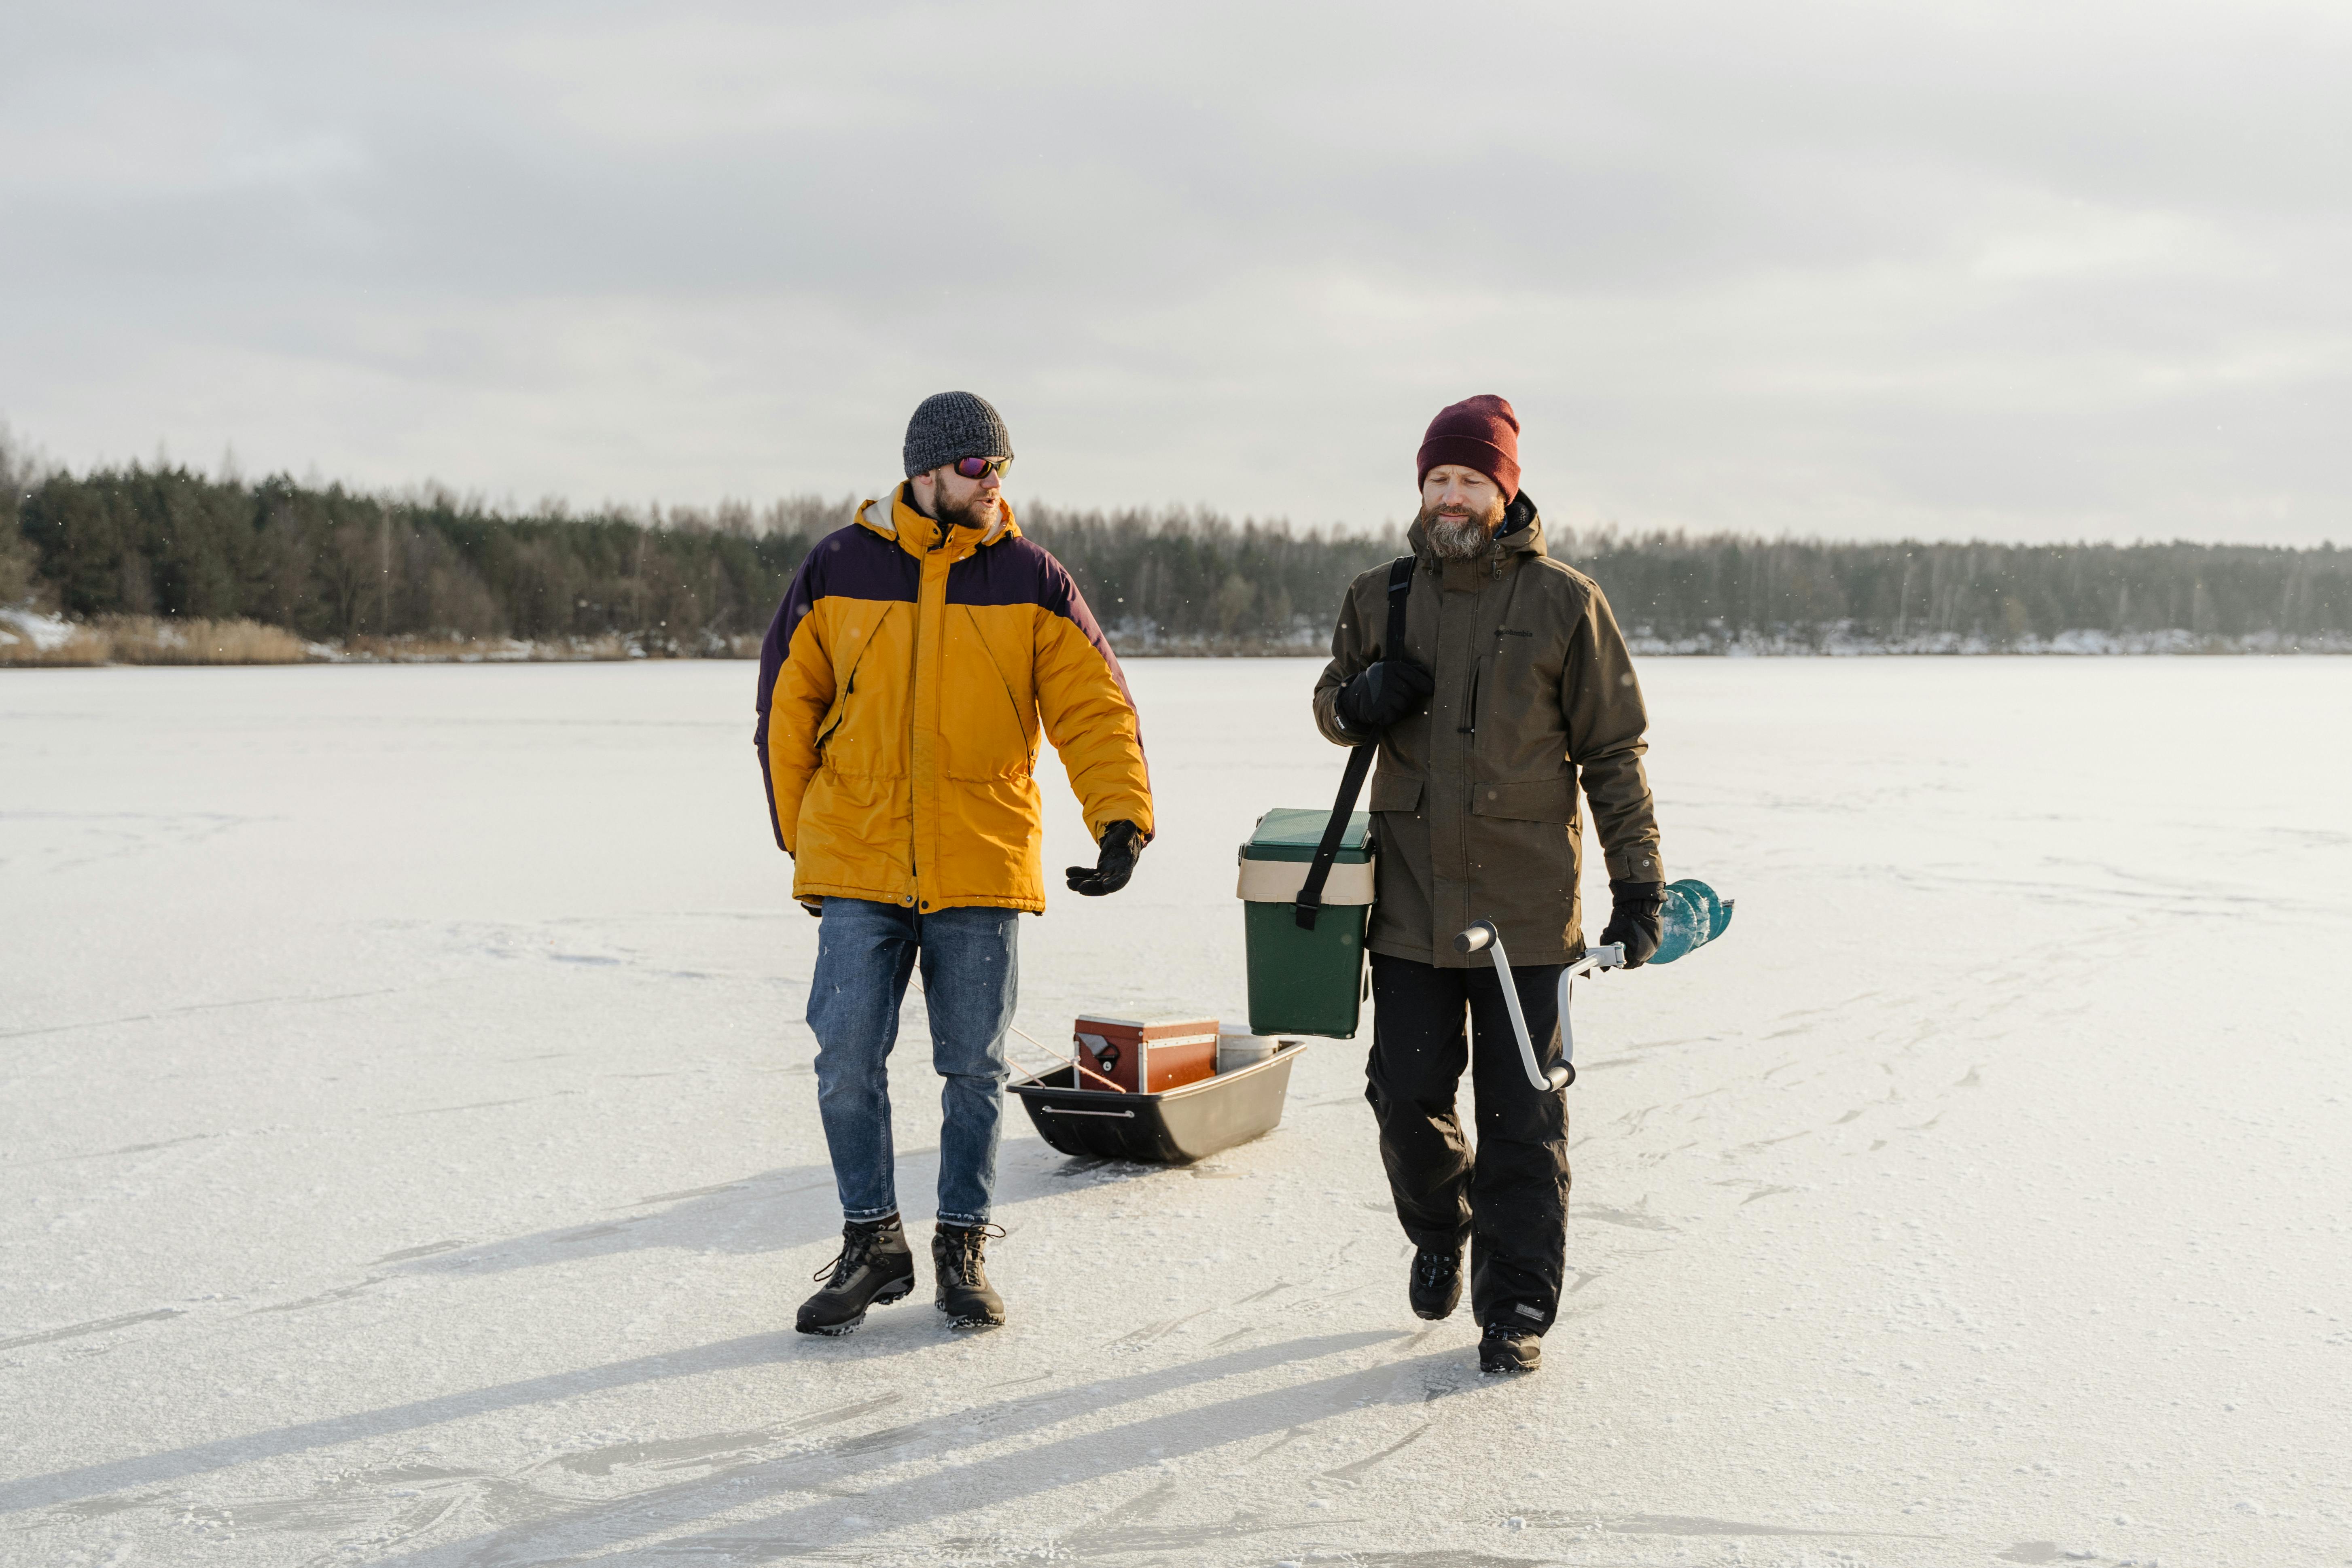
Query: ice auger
1454 878 1735 1092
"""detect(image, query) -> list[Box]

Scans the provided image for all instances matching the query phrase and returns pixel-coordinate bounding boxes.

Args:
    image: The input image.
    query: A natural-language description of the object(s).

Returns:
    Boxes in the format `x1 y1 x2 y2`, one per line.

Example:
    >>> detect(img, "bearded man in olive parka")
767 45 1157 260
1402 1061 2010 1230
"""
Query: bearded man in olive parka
1313 394 1665 1376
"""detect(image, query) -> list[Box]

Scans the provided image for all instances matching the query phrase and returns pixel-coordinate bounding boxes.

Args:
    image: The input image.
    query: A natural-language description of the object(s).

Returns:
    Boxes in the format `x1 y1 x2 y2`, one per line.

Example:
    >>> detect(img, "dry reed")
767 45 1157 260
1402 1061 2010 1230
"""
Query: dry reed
0 615 314 667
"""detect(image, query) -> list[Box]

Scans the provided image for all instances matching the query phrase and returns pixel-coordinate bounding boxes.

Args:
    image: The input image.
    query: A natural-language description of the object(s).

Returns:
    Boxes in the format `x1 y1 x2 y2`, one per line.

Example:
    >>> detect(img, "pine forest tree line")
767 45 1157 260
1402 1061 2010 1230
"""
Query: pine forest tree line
6 457 2350 654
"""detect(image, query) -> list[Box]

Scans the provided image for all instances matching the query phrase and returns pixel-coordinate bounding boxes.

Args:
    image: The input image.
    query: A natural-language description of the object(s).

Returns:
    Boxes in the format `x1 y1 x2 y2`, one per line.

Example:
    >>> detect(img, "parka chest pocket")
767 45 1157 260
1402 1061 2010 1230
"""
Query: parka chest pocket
815 607 902 779
1473 621 1571 780
945 608 1038 781
1490 624 1560 681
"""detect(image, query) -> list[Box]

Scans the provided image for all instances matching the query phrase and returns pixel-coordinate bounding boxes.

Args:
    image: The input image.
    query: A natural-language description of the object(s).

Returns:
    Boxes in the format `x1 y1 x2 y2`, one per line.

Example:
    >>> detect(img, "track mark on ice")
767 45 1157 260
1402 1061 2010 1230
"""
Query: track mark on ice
1108 1307 1214 1349
250 1279 385 1315
548 1396 902 1477
389 1095 555 1117
35 1490 168 1523
1321 1422 1428 1481
375 1240 465 1263
1711 1179 1801 1206
1083 1477 1181 1528
1078 1516 1323 1556
0 1307 184 1352
0 987 398 1041
4 1131 221 1168
1253 1425 1312 1458
987 1371 1052 1389
628 1181 746 1206
1578 1198 1678 1233
1604 1512 1936 1539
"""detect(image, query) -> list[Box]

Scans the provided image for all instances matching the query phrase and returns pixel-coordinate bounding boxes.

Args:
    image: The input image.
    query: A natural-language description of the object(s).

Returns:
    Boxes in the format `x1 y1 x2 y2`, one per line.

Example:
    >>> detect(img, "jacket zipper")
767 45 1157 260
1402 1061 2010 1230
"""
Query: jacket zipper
912 520 957 903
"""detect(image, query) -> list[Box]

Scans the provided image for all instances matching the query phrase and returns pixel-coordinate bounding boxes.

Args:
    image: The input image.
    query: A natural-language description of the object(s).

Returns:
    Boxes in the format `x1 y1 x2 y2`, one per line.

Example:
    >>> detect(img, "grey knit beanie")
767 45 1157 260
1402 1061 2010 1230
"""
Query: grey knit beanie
903 391 1014 478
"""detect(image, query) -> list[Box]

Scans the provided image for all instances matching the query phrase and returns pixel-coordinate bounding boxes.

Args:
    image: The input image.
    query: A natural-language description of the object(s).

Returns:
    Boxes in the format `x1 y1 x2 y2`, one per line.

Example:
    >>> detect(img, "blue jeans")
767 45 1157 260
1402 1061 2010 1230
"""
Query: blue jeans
805 898 1018 1228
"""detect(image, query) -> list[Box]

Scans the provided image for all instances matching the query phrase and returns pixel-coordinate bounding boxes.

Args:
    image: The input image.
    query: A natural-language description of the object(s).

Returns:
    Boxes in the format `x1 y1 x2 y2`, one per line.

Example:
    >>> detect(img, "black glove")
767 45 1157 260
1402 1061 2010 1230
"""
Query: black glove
1334 658 1435 735
1598 879 1664 968
1066 820 1145 896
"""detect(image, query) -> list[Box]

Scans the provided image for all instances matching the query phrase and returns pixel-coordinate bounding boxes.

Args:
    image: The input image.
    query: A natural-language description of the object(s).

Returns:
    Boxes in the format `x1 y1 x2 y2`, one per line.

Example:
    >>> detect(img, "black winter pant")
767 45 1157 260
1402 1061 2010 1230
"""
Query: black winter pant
1365 952 1570 1334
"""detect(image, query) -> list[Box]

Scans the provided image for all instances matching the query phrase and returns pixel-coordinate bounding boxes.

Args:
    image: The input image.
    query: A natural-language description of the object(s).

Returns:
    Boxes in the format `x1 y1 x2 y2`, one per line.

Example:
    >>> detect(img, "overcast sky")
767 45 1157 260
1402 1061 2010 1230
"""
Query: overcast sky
4 1 2348 543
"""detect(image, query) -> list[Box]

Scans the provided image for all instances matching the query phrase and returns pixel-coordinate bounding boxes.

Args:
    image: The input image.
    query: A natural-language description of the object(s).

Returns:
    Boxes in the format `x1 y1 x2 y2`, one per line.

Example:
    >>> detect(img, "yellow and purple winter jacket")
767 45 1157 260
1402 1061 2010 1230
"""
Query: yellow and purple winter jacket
754 485 1153 914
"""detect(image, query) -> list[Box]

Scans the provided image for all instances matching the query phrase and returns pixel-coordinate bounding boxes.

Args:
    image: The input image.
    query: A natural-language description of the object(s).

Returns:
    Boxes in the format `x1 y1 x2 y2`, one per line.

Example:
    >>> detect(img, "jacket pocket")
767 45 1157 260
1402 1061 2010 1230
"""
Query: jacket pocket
1470 775 1574 822
816 609 896 778
936 775 1043 903
1367 772 1425 813
945 608 1036 781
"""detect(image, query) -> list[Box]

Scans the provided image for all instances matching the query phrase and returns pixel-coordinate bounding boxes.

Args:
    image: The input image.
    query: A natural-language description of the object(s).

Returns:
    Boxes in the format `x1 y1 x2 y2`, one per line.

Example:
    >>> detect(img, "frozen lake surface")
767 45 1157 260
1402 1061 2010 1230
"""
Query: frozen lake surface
4 657 2349 1567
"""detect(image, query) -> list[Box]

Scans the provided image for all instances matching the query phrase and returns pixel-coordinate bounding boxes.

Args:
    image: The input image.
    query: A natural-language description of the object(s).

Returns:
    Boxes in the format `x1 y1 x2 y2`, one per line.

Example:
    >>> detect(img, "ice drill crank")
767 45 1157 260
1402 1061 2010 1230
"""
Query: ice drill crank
1452 920 1625 1092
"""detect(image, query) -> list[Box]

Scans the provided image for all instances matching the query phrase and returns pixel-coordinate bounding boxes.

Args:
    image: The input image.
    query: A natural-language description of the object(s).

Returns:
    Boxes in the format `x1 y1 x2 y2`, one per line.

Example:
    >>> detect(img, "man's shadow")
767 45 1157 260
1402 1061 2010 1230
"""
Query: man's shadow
387 1136 1177 1283
355 1333 1489 1568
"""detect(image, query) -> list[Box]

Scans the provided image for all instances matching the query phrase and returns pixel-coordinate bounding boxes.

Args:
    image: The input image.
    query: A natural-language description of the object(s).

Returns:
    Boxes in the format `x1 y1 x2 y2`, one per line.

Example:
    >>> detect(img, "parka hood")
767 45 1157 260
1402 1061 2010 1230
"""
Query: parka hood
856 482 1018 557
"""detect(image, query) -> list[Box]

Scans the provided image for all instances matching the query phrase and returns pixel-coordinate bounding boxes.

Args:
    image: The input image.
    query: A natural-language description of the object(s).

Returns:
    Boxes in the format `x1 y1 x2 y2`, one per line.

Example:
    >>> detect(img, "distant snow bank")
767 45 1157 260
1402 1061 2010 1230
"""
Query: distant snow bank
0 606 77 652
1622 625 2352 656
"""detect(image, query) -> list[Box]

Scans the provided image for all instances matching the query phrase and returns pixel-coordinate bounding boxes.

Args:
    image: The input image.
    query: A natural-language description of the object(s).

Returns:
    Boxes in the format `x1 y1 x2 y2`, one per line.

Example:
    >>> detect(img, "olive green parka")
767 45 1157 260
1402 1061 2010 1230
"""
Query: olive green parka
1311 497 1664 968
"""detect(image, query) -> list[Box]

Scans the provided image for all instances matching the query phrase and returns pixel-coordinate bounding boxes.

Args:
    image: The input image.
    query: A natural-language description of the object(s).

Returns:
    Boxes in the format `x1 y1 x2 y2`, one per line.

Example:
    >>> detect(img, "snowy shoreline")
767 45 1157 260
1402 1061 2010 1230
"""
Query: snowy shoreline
8 606 2351 667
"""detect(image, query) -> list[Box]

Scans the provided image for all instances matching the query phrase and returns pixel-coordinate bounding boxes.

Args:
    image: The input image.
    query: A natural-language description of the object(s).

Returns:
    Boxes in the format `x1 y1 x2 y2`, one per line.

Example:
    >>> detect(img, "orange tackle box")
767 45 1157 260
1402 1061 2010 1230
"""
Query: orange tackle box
1071 1015 1219 1095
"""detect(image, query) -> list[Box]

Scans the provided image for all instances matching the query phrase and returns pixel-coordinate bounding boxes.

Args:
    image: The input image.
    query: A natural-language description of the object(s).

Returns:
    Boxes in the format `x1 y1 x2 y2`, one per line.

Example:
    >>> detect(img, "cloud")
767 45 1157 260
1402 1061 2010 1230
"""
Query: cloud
2 0 2347 542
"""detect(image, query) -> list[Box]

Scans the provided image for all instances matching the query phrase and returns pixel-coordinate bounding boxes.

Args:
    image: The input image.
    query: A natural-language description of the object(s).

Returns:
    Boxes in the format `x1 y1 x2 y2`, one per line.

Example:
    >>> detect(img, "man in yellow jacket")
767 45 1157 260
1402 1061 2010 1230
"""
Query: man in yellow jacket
756 391 1153 1335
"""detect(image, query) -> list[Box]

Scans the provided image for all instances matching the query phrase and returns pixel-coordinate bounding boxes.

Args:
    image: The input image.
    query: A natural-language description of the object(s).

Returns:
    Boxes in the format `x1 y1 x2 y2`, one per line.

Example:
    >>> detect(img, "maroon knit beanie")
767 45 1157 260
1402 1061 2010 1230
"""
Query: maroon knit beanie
1416 394 1521 502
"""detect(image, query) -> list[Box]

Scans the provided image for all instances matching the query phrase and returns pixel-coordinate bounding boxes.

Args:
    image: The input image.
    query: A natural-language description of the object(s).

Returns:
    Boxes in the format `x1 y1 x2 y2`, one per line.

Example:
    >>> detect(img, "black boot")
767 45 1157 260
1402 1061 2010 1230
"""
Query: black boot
1479 1324 1542 1375
932 1222 1006 1330
1409 1245 1463 1321
796 1216 915 1336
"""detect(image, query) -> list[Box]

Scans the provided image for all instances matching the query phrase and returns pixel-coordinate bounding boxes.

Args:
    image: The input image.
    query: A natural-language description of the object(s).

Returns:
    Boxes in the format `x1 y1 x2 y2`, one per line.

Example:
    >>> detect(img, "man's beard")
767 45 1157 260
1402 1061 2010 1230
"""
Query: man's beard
936 486 1000 534
1418 495 1508 560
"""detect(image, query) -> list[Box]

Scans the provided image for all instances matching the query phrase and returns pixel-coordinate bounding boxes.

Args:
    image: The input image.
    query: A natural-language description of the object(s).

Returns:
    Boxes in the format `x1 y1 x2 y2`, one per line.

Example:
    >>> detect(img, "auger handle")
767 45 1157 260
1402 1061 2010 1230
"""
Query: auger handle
1453 920 1572 1093
1571 942 1627 978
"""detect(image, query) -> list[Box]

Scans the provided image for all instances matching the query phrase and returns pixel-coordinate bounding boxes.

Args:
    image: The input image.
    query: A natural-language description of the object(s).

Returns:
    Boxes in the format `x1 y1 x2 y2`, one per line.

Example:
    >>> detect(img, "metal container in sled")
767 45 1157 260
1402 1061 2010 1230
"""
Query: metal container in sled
1073 1014 1220 1094
1010 1040 1310 1164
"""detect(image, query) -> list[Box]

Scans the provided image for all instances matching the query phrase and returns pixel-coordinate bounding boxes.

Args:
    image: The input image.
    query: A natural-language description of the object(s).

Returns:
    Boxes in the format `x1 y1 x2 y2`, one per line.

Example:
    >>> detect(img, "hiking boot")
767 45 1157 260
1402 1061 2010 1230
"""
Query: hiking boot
796 1216 915 1336
932 1221 1007 1330
1409 1245 1463 1321
1479 1324 1542 1375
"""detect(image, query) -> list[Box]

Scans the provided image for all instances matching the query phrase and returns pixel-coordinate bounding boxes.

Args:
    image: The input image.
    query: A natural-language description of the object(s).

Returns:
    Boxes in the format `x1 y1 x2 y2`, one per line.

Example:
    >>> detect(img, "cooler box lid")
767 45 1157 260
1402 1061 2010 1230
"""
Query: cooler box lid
1240 808 1372 864
1074 1015 1220 1042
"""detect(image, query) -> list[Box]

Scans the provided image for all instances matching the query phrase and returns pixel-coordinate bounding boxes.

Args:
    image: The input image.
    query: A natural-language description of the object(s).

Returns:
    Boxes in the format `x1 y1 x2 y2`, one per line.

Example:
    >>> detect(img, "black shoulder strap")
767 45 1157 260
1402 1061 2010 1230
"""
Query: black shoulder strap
1295 555 1416 930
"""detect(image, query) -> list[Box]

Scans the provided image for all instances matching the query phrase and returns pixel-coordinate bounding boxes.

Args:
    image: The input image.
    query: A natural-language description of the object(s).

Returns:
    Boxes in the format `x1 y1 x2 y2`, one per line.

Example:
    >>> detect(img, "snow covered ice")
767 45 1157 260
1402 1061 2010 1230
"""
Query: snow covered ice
4 657 2350 1566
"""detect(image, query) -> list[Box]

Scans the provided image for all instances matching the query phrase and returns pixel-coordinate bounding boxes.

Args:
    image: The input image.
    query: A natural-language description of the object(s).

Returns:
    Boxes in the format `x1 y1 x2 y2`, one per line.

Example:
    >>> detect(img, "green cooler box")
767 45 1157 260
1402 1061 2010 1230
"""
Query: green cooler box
1237 807 1375 1038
